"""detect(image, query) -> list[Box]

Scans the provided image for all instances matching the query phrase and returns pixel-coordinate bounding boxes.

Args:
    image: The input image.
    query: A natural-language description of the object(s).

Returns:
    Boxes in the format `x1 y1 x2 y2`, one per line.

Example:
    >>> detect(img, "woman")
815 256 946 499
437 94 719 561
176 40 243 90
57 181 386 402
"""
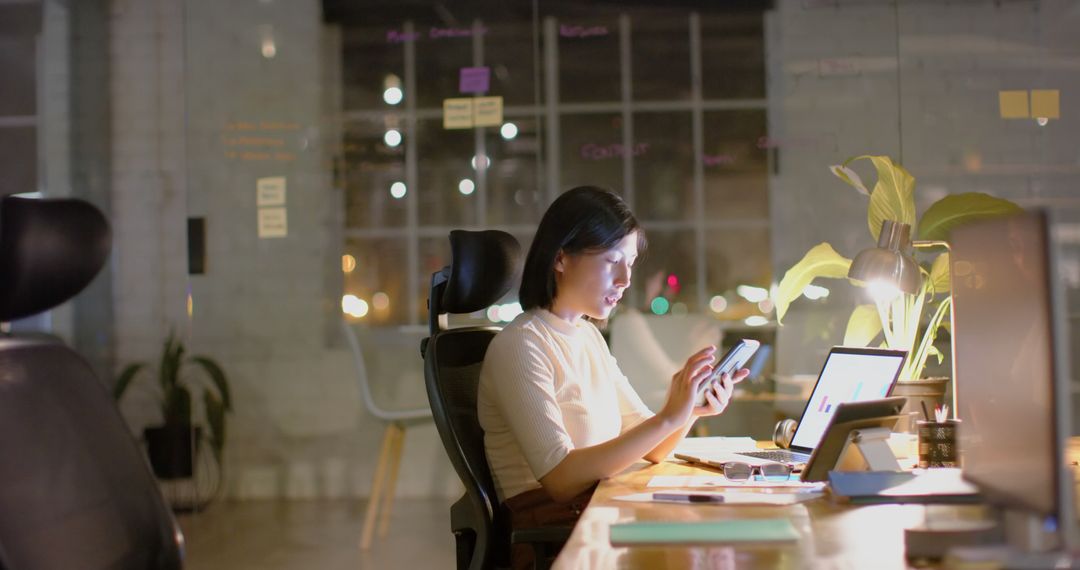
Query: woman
477 186 747 566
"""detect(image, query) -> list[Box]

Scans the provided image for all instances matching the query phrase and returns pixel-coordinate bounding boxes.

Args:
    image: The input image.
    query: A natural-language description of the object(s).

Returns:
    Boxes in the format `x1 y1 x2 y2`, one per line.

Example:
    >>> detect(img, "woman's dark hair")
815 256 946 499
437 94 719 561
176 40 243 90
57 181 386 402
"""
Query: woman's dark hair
519 186 646 310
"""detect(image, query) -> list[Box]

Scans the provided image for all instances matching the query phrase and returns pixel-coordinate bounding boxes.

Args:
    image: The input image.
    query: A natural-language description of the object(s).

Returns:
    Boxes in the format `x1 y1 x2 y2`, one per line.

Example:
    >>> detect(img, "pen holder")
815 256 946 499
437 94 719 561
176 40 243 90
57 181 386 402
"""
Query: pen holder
917 419 960 468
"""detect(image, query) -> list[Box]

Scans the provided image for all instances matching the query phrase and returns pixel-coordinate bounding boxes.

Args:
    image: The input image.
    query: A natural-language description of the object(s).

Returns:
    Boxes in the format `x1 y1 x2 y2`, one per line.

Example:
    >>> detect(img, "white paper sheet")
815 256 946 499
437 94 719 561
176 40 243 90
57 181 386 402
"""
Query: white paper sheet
671 436 758 457
676 436 758 452
614 491 822 506
646 475 825 490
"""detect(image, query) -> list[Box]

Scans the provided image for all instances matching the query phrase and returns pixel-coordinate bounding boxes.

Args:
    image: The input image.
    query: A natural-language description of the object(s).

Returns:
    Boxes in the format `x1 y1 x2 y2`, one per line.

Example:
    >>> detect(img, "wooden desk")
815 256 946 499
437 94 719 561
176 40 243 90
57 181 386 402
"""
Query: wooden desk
553 461 988 569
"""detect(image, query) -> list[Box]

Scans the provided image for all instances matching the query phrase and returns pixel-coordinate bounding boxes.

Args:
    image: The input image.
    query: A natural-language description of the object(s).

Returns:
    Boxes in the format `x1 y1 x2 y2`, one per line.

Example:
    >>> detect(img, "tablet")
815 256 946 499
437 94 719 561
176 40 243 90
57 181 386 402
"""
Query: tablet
799 397 906 482
695 339 759 406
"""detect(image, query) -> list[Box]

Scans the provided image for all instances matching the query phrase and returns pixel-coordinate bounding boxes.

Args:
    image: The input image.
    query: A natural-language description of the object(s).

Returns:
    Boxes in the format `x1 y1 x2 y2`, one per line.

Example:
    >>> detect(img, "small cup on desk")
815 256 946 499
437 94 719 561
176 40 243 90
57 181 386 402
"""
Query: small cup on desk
917 419 961 468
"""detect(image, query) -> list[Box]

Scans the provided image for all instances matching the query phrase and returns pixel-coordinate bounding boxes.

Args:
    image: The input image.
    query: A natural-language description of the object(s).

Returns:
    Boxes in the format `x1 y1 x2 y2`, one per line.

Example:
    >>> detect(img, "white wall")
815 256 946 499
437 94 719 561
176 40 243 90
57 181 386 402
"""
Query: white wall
104 0 459 500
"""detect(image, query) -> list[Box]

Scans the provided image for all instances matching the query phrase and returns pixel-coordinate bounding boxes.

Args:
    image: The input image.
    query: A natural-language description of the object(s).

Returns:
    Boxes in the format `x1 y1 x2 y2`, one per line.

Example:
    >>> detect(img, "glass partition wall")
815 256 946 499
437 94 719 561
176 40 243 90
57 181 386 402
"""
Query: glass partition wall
14 0 1079 506
336 7 772 328
175 1 778 501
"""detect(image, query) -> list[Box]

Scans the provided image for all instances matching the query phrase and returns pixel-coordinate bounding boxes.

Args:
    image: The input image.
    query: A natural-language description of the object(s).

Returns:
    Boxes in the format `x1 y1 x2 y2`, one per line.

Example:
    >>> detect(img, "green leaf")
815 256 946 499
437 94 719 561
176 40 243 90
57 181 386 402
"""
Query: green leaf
926 345 944 365
844 155 917 240
164 385 192 426
775 243 853 324
204 391 226 466
843 304 883 347
907 296 952 381
159 331 184 393
917 192 1022 242
191 356 232 410
113 362 145 401
929 252 950 295
829 164 870 196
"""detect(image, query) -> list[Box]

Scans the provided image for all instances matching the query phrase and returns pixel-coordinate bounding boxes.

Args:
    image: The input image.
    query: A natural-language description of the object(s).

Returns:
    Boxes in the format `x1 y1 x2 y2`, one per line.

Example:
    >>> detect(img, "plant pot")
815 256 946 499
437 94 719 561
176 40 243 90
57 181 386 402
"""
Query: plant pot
890 377 950 425
145 425 201 480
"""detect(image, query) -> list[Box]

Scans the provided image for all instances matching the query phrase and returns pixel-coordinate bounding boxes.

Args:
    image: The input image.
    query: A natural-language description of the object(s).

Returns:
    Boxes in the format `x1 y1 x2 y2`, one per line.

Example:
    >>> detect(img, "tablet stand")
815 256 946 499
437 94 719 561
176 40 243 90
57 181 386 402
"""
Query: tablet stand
833 427 901 472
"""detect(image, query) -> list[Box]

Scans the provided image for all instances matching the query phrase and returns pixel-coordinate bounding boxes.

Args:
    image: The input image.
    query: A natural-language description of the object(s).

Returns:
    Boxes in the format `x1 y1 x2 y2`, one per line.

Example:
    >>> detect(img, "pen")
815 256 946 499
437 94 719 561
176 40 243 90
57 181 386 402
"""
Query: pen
652 492 725 503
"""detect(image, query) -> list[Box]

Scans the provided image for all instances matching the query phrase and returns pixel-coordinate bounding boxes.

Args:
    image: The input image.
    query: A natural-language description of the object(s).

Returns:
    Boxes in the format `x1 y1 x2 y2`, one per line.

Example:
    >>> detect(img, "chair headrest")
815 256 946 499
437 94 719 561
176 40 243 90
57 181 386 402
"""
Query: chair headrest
442 230 521 314
0 196 111 321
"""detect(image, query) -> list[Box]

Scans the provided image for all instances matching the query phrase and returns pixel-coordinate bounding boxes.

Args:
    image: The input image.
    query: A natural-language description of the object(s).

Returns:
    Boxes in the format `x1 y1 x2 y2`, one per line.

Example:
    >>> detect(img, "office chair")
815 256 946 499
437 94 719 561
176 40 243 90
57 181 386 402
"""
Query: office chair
421 230 569 570
0 196 184 570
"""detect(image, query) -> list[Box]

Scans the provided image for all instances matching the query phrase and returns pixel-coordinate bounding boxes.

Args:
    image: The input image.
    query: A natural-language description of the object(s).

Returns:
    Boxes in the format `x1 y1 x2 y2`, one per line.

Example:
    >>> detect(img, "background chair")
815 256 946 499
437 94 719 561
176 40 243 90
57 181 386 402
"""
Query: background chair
340 320 432 551
0 196 184 570
421 230 569 570
609 309 723 412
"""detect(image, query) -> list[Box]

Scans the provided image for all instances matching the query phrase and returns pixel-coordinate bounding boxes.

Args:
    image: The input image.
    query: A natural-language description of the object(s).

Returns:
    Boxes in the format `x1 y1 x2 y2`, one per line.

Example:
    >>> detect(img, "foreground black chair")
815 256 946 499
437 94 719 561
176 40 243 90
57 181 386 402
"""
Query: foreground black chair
0 196 183 570
421 230 569 570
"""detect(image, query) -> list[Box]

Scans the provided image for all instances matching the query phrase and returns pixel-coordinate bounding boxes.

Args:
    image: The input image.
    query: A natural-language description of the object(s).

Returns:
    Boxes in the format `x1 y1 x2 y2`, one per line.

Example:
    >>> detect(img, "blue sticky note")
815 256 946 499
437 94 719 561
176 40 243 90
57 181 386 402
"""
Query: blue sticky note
459 67 491 94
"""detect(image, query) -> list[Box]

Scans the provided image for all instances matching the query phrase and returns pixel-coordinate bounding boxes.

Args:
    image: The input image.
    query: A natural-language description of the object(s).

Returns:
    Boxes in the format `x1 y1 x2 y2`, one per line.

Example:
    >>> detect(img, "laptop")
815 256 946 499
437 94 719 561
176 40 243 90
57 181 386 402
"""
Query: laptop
676 346 908 471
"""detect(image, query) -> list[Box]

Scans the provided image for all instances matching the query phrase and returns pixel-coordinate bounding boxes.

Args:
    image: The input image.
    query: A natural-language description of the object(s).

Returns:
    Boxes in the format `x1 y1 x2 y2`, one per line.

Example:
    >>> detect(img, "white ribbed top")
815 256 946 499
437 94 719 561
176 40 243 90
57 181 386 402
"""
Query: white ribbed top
477 308 654 502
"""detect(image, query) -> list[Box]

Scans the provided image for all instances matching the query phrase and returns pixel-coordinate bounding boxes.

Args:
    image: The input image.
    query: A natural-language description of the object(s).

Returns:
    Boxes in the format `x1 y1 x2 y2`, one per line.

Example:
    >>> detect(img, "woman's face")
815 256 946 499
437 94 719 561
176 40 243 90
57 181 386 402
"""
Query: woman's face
552 231 639 321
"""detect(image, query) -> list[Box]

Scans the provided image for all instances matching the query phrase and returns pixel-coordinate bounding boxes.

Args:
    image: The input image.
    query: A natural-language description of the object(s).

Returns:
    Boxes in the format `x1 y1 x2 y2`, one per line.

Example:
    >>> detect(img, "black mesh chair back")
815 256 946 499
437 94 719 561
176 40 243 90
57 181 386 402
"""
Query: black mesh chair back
0 196 183 570
422 230 521 570
0 338 184 570
0 196 111 322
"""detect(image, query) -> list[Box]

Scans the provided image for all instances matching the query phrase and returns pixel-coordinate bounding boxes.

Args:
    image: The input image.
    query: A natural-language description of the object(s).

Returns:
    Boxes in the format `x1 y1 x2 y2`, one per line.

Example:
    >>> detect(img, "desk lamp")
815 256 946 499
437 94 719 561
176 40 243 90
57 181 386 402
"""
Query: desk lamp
847 219 957 416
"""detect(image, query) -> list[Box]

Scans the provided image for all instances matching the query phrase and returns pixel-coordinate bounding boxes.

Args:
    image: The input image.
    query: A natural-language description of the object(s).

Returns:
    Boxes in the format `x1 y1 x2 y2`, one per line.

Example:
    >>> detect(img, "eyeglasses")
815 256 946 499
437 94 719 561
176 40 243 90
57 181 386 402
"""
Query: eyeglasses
721 461 793 482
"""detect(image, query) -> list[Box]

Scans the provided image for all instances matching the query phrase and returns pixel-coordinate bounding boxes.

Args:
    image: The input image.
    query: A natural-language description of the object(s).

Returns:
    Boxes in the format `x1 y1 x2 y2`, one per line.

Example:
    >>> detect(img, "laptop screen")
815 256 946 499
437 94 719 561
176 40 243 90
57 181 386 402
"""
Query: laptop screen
789 347 907 451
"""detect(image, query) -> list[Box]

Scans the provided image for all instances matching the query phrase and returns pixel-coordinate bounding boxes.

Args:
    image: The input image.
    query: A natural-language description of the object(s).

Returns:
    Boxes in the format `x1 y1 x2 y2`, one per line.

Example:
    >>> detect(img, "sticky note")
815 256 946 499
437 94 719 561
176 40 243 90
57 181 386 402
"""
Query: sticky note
258 207 287 238
999 90 1029 119
443 98 474 129
256 176 286 206
473 96 503 127
1030 89 1060 119
459 66 491 94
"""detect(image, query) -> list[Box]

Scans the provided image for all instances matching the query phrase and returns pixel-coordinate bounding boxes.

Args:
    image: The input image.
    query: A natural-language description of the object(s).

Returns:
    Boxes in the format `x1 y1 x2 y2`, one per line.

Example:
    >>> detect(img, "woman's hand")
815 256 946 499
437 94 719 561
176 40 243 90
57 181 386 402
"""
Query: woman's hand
693 368 750 418
658 346 717 427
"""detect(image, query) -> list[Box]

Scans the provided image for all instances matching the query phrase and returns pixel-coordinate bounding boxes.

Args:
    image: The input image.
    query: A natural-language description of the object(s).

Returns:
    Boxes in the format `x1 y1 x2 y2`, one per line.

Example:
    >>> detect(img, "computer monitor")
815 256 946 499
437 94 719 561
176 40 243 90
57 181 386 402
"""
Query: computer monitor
951 210 1075 549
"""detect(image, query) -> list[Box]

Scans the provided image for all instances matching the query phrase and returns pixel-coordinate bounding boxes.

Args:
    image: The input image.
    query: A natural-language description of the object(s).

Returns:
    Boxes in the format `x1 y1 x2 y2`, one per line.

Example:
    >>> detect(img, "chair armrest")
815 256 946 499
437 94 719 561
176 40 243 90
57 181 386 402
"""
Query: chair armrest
512 526 573 570
511 525 573 545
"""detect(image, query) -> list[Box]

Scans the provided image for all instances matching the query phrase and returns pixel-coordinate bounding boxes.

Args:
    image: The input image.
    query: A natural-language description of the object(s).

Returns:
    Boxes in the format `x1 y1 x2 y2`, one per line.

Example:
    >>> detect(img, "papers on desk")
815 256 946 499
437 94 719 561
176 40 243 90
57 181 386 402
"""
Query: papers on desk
828 468 982 504
647 475 825 490
671 436 758 458
615 490 821 506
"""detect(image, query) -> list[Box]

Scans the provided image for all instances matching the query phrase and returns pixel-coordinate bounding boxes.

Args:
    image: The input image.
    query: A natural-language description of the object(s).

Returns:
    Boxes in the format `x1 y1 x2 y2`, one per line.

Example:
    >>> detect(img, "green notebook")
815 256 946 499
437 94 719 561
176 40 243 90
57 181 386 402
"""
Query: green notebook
609 519 799 546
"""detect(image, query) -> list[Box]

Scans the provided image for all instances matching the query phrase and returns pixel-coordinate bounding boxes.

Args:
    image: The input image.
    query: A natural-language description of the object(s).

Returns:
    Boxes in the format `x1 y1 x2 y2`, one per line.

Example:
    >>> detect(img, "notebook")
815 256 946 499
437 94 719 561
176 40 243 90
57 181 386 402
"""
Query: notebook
609 518 799 546
676 346 907 470
827 469 982 504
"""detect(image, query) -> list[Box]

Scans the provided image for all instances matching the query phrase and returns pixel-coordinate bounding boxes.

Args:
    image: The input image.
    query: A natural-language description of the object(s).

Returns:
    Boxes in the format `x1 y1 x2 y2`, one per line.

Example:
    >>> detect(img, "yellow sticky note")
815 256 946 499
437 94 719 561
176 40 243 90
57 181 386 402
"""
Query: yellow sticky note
999 90 1029 119
443 98 474 129
256 176 286 206
258 207 288 238
1030 89 1060 119
473 96 504 127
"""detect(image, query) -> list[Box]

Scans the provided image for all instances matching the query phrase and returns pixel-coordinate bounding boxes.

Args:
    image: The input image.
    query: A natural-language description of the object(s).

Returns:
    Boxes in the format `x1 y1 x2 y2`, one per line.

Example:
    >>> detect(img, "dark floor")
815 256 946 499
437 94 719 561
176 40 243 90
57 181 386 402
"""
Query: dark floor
176 498 456 569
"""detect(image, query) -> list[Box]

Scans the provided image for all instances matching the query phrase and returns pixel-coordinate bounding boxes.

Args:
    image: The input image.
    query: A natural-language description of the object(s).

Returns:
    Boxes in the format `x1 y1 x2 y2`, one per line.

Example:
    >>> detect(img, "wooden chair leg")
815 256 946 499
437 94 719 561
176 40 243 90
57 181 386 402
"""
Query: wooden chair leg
361 424 396 550
377 424 405 537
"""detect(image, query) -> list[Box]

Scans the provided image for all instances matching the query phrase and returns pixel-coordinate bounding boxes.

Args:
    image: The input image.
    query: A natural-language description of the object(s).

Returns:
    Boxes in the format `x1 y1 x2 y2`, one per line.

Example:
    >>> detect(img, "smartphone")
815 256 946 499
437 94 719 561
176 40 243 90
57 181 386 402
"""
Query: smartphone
695 339 760 406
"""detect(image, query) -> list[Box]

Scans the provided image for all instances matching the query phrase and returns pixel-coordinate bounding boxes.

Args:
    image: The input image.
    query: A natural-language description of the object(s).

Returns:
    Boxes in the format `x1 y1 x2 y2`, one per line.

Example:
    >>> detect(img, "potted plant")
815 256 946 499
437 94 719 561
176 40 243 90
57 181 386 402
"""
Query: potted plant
773 155 1020 397
114 331 232 480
